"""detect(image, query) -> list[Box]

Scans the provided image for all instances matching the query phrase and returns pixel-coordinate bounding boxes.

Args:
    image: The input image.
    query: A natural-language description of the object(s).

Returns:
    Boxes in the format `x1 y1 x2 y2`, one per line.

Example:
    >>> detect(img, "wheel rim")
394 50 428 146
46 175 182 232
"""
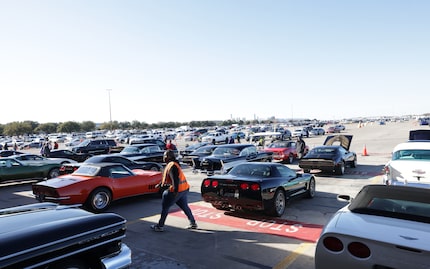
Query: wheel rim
92 191 110 210
49 169 59 178
275 191 286 215
150 166 159 171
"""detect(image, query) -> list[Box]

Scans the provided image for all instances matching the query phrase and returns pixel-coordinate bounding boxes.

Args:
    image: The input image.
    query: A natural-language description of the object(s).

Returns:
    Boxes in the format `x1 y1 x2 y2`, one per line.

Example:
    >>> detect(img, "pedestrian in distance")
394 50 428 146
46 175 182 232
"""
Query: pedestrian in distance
296 135 306 159
13 142 18 152
151 149 197 232
229 136 235 144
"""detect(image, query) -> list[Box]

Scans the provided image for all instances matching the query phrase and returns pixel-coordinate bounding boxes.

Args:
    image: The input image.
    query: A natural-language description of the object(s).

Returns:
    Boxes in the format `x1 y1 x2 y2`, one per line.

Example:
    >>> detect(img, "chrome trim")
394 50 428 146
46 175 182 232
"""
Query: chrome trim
102 243 132 269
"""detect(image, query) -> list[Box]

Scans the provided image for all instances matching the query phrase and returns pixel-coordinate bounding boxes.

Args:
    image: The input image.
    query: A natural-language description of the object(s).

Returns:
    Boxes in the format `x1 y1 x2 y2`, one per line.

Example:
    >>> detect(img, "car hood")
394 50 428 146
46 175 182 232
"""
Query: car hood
323 135 353 150
388 160 430 184
324 208 430 251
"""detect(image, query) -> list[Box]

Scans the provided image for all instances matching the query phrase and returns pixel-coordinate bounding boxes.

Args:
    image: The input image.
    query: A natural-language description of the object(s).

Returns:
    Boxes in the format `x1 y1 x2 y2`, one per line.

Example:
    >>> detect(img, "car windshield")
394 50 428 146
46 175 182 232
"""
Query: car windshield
392 149 430 161
229 164 272 177
122 147 139 154
349 185 430 224
213 147 240 157
267 142 288 148
73 165 100 176
77 139 90 146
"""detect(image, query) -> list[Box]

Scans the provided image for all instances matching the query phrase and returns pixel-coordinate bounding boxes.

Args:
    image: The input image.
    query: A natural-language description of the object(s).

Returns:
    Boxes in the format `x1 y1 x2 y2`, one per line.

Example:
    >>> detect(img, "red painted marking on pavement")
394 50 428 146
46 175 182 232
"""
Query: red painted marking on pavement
170 204 323 243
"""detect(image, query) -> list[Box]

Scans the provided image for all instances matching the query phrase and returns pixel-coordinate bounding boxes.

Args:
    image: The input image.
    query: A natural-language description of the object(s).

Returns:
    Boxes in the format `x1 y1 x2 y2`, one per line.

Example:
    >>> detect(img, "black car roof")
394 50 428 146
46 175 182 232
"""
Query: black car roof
214 144 254 149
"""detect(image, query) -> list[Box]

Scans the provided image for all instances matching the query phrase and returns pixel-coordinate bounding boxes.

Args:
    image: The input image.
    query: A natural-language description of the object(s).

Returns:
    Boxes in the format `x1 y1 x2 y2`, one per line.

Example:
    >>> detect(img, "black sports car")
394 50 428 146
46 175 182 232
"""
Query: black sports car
182 144 218 167
201 162 316 216
298 135 357 175
48 149 92 162
198 144 273 174
118 143 165 163
59 154 163 175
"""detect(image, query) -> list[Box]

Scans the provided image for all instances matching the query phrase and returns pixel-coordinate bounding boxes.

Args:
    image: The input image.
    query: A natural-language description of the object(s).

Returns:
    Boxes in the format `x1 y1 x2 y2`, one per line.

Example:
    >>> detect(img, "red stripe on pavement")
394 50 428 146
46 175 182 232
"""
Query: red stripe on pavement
170 204 323 243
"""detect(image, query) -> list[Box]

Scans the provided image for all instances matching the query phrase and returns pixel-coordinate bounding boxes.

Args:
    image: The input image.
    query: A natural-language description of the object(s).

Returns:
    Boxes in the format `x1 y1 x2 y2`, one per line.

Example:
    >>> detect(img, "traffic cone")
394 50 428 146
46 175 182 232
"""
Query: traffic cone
362 144 368 156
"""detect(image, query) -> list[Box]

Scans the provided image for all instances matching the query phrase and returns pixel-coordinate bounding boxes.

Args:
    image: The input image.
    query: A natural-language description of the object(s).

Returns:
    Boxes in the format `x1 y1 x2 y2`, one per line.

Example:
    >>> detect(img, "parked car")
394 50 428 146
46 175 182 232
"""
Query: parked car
326 126 342 133
264 140 309 164
48 149 92 162
33 163 163 211
19 141 42 150
0 150 24 157
179 142 211 156
71 139 122 155
201 131 228 144
382 131 430 188
198 144 273 174
299 135 357 175
201 162 316 216
59 154 163 175
0 202 131 269
0 156 61 181
315 184 430 269
181 144 219 167
292 128 309 138
13 153 77 165
118 143 165 163
309 128 326 136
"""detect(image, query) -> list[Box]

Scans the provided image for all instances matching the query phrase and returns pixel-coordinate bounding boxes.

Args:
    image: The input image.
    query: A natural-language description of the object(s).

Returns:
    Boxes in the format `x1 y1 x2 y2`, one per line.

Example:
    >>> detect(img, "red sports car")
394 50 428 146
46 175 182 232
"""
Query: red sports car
264 140 309 164
32 163 163 212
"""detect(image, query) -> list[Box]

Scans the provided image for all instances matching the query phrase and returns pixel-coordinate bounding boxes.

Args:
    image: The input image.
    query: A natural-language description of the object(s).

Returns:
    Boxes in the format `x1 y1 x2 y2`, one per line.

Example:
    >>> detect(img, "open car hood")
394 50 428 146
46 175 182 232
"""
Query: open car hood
323 135 353 151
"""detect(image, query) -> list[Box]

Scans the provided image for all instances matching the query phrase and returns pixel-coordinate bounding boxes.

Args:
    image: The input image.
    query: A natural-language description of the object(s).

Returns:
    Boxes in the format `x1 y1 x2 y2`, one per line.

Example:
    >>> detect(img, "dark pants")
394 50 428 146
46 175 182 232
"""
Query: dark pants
158 189 196 227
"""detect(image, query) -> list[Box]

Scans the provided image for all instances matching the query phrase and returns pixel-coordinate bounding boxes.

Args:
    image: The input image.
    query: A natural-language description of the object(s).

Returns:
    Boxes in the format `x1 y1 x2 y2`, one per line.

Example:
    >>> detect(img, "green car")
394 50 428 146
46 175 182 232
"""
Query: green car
0 157 60 181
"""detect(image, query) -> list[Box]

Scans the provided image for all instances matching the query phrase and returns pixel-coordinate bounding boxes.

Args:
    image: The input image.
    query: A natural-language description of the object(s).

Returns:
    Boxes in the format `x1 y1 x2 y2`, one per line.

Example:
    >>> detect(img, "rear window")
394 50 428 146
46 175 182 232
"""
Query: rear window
393 149 430 161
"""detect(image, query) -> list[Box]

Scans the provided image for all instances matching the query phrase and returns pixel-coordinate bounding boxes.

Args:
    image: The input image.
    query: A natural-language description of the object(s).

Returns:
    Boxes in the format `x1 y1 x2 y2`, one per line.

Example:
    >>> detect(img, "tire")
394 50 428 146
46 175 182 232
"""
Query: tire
266 189 286 217
149 165 161 171
306 178 316 198
49 258 88 269
48 168 60 179
86 187 112 212
335 162 345 175
351 157 357 168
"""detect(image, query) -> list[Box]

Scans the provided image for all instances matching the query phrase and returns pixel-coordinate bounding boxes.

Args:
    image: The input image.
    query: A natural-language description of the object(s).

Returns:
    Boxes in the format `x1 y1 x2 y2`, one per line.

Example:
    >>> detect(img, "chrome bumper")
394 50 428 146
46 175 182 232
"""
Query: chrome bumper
101 243 132 269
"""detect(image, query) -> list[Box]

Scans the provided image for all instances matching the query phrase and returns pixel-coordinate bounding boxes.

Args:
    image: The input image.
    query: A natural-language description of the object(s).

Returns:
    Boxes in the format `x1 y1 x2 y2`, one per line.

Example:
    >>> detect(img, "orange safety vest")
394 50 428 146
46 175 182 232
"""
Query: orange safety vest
162 162 190 192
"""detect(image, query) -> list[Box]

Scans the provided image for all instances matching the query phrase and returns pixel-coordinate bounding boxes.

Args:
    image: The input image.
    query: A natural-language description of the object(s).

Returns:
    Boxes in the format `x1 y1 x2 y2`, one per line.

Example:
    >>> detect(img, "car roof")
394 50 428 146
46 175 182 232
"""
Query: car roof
214 144 254 149
393 142 430 151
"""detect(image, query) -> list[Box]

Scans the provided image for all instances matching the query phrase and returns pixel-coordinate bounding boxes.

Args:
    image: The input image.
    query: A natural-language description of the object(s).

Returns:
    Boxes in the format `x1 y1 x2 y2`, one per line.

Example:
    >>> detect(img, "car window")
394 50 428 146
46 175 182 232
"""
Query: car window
393 149 430 161
109 166 133 178
275 165 296 177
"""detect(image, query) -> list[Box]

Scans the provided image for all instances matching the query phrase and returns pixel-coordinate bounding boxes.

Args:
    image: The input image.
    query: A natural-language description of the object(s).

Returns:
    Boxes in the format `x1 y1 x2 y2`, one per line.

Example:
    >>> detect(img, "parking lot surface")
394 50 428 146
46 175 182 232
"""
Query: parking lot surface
0 121 419 268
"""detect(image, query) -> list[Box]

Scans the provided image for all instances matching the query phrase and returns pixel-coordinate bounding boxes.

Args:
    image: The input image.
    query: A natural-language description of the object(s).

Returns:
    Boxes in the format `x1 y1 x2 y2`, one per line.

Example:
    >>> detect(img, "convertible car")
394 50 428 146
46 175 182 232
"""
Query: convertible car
59 154 163 175
298 135 357 175
0 157 61 181
201 162 316 216
0 203 131 269
33 163 163 212
315 185 430 269
13 153 77 165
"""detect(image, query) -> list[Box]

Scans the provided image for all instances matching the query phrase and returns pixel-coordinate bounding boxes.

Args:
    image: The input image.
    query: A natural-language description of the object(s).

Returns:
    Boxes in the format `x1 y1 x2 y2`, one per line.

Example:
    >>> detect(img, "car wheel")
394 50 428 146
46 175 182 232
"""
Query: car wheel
351 157 357 168
267 189 286 217
87 187 112 212
149 165 161 171
48 168 60 179
335 162 345 175
306 178 316 198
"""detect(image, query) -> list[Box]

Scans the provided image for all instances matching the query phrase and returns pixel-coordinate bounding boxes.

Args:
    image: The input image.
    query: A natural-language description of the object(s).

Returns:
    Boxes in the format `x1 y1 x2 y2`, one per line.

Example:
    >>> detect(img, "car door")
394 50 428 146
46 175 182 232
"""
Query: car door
0 159 34 180
108 166 151 197
275 165 307 194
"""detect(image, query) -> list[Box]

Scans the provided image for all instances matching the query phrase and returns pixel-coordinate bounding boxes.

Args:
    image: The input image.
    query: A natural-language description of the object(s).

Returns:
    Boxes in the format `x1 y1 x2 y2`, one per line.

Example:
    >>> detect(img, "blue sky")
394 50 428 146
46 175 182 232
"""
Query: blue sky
1 0 429 124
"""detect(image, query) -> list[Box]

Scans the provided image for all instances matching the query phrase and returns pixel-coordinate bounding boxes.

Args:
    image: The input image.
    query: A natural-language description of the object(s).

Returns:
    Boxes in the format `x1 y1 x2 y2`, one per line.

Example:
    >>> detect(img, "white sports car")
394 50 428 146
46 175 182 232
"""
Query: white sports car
315 185 430 269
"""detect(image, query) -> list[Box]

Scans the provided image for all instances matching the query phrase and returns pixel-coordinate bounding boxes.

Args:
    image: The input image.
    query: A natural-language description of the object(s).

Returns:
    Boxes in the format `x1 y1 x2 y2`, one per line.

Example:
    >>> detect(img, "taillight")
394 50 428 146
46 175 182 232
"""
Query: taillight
239 183 260 191
203 179 211 187
348 242 371 258
323 236 343 252
250 184 260 191
240 183 249 190
383 166 390 175
211 180 219 188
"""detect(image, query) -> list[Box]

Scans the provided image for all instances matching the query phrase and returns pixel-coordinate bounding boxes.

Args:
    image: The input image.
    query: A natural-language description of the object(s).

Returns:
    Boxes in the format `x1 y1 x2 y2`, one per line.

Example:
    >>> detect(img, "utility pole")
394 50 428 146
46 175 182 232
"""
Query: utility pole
107 89 112 130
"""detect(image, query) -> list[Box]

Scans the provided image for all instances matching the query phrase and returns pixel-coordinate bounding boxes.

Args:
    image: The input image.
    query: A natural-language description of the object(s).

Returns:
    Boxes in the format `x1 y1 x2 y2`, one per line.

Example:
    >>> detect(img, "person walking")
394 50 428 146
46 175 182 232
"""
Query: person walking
151 149 197 232
296 136 306 159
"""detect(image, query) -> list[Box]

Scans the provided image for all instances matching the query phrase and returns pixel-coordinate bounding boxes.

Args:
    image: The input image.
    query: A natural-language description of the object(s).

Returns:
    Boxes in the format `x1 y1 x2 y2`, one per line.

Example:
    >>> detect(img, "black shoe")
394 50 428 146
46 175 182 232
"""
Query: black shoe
150 224 164 232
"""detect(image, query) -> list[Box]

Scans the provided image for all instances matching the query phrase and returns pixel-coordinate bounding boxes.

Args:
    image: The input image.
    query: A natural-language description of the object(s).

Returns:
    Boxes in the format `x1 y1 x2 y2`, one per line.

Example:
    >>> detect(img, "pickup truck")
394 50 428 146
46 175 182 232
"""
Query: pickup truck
201 132 228 144
197 144 273 174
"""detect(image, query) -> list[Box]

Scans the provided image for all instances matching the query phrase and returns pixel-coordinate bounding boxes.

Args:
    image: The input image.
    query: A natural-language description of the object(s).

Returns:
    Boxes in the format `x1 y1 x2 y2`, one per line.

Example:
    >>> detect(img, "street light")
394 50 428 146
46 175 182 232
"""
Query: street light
107 89 112 130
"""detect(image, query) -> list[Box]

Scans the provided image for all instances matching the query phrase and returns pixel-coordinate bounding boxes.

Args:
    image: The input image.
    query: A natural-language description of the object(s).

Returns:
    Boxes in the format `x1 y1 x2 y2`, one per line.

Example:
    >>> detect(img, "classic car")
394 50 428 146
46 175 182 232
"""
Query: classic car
201 162 316 216
33 163 163 211
382 130 430 188
299 135 357 175
309 128 326 136
59 154 163 175
0 150 24 157
48 149 92 162
197 144 273 174
326 126 342 133
0 157 61 181
182 144 219 167
264 140 309 164
118 143 165 163
179 142 211 156
13 153 77 165
315 185 430 269
71 138 123 155
0 202 131 269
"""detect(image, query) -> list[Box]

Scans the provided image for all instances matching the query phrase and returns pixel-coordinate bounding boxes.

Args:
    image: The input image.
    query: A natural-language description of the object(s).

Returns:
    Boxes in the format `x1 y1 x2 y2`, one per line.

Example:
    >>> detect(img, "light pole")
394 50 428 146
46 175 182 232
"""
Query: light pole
107 89 112 130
